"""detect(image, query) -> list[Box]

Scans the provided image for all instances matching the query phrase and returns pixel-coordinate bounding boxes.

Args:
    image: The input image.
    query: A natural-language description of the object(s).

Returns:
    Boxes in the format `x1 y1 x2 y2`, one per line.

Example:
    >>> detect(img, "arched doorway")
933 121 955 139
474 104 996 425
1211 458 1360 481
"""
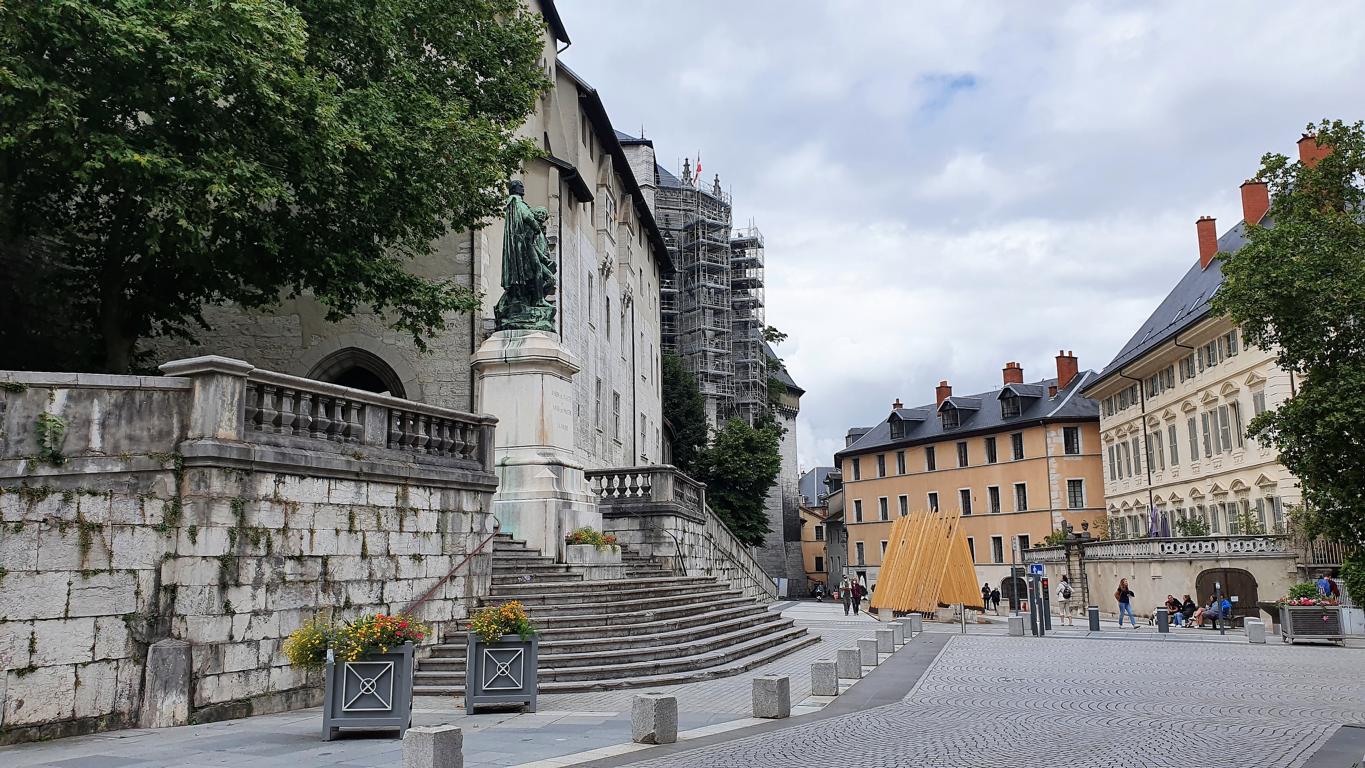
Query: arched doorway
999 575 1027 611
307 348 406 398
1195 567 1259 625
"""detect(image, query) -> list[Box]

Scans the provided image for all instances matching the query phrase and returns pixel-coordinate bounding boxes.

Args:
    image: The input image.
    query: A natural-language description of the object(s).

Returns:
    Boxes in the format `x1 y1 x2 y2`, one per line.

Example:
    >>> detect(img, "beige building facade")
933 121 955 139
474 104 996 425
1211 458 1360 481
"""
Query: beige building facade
835 354 1105 594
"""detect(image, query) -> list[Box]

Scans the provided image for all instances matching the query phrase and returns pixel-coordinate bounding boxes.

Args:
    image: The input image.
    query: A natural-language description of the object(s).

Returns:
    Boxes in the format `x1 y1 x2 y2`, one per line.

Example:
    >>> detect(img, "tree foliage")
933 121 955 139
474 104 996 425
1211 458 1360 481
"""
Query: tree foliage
0 0 547 372
1213 119 1365 549
661 353 707 474
699 417 782 547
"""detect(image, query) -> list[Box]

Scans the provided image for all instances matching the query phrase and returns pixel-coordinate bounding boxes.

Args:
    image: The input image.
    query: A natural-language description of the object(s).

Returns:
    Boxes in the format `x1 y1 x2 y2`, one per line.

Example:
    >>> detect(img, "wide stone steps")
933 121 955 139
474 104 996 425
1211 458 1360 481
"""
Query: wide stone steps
488 577 717 600
412 632 819 697
485 591 747 622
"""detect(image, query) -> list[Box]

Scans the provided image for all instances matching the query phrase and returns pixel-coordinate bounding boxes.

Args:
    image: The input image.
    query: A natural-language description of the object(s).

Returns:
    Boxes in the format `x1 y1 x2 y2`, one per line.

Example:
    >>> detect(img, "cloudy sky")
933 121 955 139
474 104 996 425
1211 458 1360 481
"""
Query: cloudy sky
559 1 1365 471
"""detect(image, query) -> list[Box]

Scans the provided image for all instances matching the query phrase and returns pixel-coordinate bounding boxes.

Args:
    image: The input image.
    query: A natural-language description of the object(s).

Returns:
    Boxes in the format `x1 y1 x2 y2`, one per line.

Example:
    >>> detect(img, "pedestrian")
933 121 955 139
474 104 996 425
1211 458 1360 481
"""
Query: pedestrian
981 582 992 611
840 578 851 616
1114 578 1137 628
990 587 1001 615
1316 572 1333 596
851 579 864 615
1056 575 1076 626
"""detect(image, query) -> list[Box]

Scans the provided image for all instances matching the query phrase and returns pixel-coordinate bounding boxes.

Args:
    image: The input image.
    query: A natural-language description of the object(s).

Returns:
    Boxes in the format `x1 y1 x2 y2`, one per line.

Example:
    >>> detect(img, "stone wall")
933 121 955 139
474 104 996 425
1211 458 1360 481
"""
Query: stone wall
756 407 806 596
0 359 497 743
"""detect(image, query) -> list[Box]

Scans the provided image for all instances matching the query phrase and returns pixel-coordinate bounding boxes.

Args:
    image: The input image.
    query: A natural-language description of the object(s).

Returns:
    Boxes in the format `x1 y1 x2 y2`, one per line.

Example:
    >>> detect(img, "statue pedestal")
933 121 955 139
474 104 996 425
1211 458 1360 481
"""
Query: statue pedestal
473 330 598 558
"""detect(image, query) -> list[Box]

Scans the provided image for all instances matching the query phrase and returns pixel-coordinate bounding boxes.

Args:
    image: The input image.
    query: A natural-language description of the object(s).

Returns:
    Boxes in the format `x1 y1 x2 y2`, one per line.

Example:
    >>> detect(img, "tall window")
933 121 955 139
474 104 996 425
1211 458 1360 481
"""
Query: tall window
606 295 611 339
956 441 969 467
1230 401 1245 447
987 486 1001 514
1011 432 1025 460
1201 412 1214 457
1120 442 1132 476
594 378 604 428
814 525 824 541
612 392 621 440
1187 417 1200 462
1067 479 1085 509
991 536 1004 564
1168 424 1179 465
853 499 863 523
587 274 596 325
878 497 889 521
927 492 939 513
896 451 906 475
876 454 886 478
852 458 861 481
814 556 825 572
1017 534 1031 552
855 542 865 565
898 495 908 516
1001 393 1021 418
1014 483 1028 512
1252 390 1267 417
1131 436 1143 474
985 437 998 464
1145 433 1155 471
1063 427 1081 455
967 537 976 563
880 540 888 558
959 488 973 515
925 446 936 471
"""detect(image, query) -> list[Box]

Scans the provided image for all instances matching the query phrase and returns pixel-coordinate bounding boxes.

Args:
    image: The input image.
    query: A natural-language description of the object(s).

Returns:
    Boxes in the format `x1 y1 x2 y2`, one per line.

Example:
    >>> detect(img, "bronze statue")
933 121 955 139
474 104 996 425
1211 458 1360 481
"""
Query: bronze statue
494 180 557 331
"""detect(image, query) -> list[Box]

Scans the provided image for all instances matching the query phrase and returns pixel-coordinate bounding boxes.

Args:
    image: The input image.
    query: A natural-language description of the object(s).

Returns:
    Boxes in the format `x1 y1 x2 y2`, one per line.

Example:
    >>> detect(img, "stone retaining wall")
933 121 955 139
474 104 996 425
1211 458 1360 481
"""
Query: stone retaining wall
0 359 497 743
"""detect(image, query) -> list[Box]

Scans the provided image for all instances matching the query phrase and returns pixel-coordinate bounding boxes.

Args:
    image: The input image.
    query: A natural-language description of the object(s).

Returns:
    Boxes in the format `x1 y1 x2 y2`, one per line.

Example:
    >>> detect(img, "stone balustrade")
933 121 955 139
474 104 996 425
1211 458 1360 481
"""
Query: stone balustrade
1083 535 1291 561
585 465 705 519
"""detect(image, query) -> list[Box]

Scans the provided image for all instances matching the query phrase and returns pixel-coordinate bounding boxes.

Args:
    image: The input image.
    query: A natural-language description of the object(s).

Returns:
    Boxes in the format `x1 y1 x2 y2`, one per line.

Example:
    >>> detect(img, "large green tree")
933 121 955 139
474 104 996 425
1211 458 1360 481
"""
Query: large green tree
661 352 707 474
698 416 782 547
1214 119 1365 551
0 0 546 372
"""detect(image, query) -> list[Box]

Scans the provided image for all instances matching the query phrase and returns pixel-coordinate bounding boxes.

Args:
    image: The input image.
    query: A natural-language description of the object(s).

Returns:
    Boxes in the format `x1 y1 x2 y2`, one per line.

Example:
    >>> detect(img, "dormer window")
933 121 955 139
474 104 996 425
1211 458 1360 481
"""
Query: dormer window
890 419 904 439
941 407 960 429
1001 393 1021 419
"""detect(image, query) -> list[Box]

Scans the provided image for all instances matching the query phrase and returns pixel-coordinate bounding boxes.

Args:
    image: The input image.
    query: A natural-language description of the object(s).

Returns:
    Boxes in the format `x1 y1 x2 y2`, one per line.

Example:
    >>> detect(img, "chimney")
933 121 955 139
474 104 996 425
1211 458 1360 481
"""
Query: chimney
1002 361 1024 385
1240 180 1269 225
1055 350 1078 391
892 398 903 411
1196 216 1218 270
935 380 952 407
1298 132 1331 168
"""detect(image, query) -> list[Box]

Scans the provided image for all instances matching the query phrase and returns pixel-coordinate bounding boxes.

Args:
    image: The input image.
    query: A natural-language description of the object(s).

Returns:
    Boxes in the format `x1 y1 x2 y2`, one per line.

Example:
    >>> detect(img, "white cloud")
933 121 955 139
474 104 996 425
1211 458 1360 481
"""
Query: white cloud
558 0 1365 468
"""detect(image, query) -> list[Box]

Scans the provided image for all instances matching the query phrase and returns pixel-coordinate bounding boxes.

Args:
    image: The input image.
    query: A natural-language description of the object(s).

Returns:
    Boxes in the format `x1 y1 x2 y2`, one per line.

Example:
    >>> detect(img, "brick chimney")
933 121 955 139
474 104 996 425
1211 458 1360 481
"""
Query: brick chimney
1055 350 1078 391
1002 361 1024 385
935 380 952 407
1197 216 1218 270
1240 180 1269 225
1298 132 1331 168
892 398 903 411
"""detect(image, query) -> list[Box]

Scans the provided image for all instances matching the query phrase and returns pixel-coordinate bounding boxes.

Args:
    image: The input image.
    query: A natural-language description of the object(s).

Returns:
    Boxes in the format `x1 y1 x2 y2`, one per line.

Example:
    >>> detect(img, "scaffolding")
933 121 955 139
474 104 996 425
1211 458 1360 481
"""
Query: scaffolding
729 226 767 425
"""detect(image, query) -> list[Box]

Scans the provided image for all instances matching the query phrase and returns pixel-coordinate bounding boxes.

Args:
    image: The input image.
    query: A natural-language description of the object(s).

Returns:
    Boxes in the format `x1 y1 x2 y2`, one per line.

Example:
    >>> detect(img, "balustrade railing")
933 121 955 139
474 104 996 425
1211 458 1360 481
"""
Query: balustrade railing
586 465 705 518
1081 535 1292 561
1022 546 1066 563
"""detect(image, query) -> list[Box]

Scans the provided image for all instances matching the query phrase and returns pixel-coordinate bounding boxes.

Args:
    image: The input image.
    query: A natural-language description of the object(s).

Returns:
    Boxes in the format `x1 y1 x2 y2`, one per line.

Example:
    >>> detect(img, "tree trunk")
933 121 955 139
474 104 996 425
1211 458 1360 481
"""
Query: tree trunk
99 275 135 374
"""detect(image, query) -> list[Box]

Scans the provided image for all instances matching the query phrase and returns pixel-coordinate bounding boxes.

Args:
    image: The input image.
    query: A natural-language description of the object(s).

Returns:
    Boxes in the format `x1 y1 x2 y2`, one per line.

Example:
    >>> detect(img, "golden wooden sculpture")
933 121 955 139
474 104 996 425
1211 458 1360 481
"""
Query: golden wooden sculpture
869 508 980 614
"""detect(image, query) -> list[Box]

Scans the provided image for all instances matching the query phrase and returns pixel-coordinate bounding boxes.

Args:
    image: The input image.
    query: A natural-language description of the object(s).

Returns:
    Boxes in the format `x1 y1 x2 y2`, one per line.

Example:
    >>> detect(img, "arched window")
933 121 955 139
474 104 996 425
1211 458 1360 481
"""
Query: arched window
307 348 406 398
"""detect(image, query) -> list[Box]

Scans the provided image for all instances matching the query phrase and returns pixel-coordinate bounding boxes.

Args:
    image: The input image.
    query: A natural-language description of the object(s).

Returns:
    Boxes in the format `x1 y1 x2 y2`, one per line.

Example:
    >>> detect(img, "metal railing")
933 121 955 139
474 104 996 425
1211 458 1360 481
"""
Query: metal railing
404 517 500 616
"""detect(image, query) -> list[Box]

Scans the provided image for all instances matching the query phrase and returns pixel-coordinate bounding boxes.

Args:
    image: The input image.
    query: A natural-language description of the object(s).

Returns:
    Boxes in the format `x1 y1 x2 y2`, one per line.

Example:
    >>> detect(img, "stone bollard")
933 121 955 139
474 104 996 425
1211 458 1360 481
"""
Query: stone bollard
836 648 862 679
878 607 894 622
1245 618 1267 644
631 693 678 745
402 725 463 768
908 613 924 634
810 660 839 696
889 622 905 646
139 639 193 728
875 628 894 653
752 675 791 719
1008 615 1025 636
1087 605 1101 631
858 637 878 666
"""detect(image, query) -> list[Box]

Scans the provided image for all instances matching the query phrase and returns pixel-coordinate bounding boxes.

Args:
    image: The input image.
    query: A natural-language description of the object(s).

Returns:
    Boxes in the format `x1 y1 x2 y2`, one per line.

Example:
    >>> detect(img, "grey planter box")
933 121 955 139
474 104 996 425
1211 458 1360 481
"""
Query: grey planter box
465 634 538 714
1280 605 1345 645
321 642 414 740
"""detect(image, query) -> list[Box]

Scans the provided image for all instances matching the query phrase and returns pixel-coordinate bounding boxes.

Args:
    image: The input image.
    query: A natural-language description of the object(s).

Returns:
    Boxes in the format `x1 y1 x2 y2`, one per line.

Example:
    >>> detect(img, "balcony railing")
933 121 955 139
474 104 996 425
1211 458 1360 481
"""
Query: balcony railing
585 465 705 519
1022 546 1066 563
1080 535 1292 561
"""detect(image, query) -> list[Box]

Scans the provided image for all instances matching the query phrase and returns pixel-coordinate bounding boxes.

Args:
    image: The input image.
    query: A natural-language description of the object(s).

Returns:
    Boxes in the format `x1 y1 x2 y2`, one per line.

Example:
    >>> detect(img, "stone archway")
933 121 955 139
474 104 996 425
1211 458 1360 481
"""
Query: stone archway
1195 567 1259 625
307 348 407 398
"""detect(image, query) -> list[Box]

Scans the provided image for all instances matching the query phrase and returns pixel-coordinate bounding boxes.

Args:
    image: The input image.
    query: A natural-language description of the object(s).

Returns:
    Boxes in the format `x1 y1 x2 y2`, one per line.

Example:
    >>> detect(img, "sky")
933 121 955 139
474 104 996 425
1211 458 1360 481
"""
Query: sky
557 1 1365 472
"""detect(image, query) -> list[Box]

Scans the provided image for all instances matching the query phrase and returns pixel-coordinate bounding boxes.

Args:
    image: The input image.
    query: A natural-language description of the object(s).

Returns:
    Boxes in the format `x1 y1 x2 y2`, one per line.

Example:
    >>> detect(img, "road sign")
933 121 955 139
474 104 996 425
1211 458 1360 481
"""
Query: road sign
1028 563 1044 576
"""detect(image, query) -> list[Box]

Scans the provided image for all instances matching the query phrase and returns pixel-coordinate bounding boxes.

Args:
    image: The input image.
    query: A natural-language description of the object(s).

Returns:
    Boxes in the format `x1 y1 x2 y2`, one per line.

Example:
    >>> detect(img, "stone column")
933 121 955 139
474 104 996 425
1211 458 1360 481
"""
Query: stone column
473 330 598 559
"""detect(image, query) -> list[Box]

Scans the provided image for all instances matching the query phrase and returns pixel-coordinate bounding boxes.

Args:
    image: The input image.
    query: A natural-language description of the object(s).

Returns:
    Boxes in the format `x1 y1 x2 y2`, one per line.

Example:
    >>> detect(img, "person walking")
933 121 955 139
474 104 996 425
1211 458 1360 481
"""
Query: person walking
990 587 1001 615
1056 575 1077 626
840 578 852 616
851 579 864 615
981 582 992 611
1115 578 1137 628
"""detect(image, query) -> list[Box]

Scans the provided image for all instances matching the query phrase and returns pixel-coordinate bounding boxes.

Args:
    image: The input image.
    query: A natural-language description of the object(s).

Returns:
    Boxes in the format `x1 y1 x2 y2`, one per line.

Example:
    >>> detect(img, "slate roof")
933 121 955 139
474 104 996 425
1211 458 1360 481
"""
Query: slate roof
656 163 683 188
799 467 836 506
1084 222 1249 393
835 371 1099 461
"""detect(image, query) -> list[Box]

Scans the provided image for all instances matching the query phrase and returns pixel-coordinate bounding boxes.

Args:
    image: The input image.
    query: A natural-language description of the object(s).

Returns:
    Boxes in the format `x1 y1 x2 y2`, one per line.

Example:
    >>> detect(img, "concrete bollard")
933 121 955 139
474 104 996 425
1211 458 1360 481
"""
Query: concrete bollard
810 660 839 696
1008 615 1025 636
631 693 678 744
908 613 924 634
858 637 878 666
878 607 894 622
836 648 862 679
889 622 905 646
751 675 791 719
1245 618 1267 644
402 725 463 768
875 628 894 653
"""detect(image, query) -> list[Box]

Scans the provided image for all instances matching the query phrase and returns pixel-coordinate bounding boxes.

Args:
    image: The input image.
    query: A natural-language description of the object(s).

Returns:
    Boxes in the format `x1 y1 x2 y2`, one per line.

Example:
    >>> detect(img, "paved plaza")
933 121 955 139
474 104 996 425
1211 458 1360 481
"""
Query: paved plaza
3 602 1363 768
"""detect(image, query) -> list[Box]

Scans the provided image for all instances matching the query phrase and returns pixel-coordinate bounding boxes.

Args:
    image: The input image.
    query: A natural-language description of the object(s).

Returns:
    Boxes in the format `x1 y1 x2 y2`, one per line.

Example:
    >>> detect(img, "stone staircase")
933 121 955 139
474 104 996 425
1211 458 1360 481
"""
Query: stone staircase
413 532 818 696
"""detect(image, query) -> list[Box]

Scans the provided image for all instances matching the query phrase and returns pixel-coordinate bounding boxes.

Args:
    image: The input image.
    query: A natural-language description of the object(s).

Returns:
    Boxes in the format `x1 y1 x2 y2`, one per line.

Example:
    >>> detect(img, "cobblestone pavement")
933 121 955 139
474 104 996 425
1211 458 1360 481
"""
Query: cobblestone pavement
0 603 880 768
606 634 1365 768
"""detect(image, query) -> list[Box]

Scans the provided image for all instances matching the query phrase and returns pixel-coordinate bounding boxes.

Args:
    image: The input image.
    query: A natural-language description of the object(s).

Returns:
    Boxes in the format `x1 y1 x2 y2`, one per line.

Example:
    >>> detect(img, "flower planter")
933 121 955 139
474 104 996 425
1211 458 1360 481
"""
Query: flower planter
565 543 621 565
1279 605 1345 645
321 642 414 740
465 634 538 714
